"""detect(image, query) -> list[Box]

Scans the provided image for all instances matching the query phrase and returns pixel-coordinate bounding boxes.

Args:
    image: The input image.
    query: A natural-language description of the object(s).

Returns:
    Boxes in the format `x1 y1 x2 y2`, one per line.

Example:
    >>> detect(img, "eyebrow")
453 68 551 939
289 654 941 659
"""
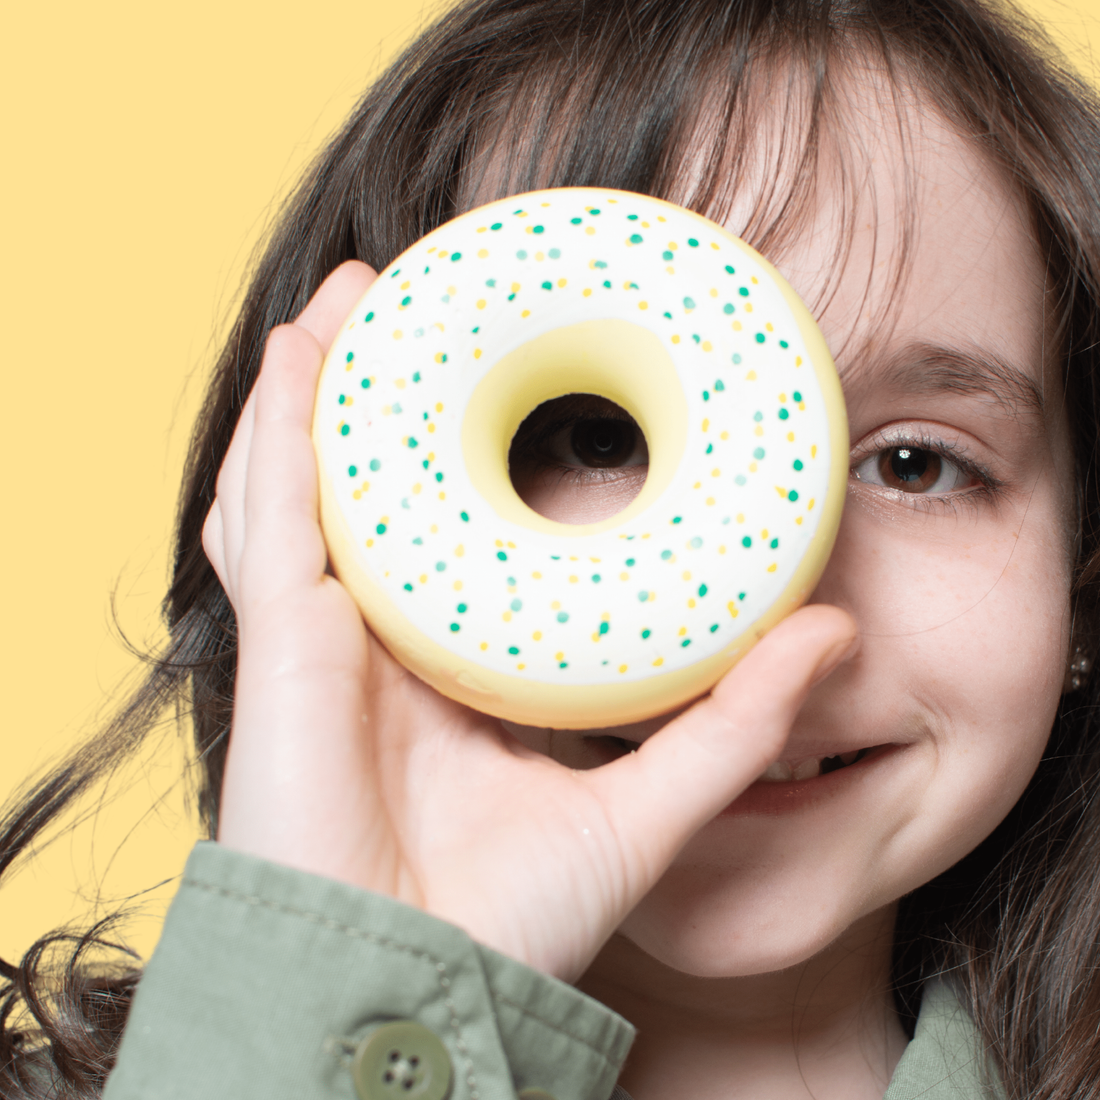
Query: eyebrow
879 344 1046 417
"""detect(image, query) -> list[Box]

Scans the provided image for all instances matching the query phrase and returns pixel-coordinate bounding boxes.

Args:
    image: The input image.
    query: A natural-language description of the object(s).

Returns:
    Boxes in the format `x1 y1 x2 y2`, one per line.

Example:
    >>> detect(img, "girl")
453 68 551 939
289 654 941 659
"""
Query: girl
4 0 1100 1097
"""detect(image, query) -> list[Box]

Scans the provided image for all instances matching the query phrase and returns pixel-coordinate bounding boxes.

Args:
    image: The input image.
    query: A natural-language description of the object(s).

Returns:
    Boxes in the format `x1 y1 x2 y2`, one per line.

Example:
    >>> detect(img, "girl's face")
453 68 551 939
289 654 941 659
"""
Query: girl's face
505 77 1076 979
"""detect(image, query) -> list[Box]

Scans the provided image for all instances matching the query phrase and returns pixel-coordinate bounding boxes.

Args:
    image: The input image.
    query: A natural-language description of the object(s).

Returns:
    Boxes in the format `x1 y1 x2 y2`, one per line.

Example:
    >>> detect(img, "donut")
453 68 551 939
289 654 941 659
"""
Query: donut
312 187 847 729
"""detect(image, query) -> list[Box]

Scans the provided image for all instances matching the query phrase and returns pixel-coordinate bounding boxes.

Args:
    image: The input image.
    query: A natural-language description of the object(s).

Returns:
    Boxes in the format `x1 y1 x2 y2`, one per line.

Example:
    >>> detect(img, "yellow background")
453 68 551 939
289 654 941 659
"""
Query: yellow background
2 0 1099 965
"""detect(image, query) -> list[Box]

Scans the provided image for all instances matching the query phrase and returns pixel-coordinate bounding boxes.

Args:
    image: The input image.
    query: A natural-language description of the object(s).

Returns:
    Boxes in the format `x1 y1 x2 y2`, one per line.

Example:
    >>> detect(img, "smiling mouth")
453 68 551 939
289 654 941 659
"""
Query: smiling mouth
758 748 873 782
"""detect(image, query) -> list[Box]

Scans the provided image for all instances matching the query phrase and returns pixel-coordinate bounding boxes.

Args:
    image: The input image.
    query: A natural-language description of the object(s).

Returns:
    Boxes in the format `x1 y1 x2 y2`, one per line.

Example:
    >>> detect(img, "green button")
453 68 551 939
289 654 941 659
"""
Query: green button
518 1090 558 1100
351 1020 452 1100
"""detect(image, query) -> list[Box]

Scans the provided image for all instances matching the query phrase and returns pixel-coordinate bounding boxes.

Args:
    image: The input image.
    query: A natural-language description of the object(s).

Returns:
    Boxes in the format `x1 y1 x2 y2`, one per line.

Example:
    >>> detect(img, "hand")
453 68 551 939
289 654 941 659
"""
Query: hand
203 261 858 982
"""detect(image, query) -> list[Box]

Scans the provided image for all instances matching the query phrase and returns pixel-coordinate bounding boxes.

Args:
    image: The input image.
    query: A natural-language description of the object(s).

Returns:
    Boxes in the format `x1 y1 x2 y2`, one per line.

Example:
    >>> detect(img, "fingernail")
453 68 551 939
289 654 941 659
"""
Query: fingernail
811 634 859 686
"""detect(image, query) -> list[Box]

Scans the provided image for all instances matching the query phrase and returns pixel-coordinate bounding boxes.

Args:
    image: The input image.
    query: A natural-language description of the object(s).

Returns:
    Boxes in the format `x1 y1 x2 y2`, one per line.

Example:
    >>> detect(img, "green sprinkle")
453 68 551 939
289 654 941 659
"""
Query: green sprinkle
793 459 804 471
625 558 635 567
345 351 354 362
683 296 696 310
340 424 350 436
599 621 609 634
517 250 528 259
770 538 779 549
532 226 544 234
407 437 419 448
710 623 719 633
672 516 682 524
348 465 357 476
508 646 520 655
557 611 570 623
660 550 672 560
687 237 699 247
742 536 752 548
641 628 651 639
497 551 508 561
715 379 725 391
369 458 381 471
404 583 413 591
698 584 708 597
460 511 469 522
436 561 446 572
376 523 387 535
754 447 765 459
725 264 735 274
756 333 765 344
549 248 561 258
788 489 799 501
703 391 710 402
681 638 692 647
451 252 462 261
732 353 742 364
723 303 734 315
490 222 502 230
779 340 789 349
570 217 582 224
779 407 789 419
690 537 703 548
450 623 460 632
629 233 643 244
361 378 371 388
400 295 411 307
510 598 522 611
435 471 444 482
754 411 763 422
457 603 468 613
793 391 802 401
541 281 553 290
662 250 673 261
365 311 375 322
638 591 649 602
591 574 601 583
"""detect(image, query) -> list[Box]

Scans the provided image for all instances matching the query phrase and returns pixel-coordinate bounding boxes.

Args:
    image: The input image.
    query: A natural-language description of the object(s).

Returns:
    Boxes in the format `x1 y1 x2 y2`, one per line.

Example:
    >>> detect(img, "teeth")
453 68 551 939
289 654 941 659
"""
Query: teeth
758 749 868 783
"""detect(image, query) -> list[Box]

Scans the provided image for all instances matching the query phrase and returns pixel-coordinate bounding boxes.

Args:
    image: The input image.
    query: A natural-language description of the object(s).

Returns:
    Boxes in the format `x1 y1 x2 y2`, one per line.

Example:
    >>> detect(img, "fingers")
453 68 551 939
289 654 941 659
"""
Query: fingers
591 604 858 876
201 261 377 605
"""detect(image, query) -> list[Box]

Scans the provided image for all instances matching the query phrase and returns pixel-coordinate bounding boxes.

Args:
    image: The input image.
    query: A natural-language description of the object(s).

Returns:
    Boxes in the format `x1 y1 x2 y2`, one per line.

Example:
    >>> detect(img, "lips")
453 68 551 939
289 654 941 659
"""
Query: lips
758 748 870 782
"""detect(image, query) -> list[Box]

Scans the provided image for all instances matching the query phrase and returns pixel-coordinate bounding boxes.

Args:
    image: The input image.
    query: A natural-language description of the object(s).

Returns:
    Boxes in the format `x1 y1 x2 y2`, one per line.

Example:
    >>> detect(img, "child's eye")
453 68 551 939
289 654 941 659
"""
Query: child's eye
851 445 976 495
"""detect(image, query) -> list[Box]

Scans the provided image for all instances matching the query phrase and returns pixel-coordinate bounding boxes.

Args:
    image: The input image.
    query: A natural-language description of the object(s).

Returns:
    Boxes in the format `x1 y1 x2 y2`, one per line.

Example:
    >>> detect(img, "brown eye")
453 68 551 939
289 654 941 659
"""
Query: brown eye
570 418 639 468
879 447 941 492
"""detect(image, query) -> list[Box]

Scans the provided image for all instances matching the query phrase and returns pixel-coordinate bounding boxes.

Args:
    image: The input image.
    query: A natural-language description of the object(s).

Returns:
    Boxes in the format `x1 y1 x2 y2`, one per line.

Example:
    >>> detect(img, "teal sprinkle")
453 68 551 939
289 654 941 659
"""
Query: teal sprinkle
793 391 802 401
570 217 582 224
339 395 346 405
403 583 413 591
390 269 401 278
629 233 643 244
436 561 446 572
491 222 502 230
753 447 765 459
705 443 713 454
788 490 799 502
793 459 804 471
557 611 569 623
627 281 639 289
348 465 357 476
681 638 692 647
638 591 649 602
662 250 673 261
589 208 600 215
732 353 742 365
508 646 520 655
769 538 779 550
664 311 672 319
376 523 387 535
457 603 467 613
742 536 752 548
739 591 746 600
508 294 516 301
435 472 444 482
603 280 611 288
517 250 528 259
412 371 421 382
510 598 522 611
754 411 763 422
541 281 552 290
532 225 544 235
559 661 568 669
423 412 429 420
627 214 639 220
739 287 749 297
400 295 411 307
550 555 561 560
392 402 402 414
723 303 734 315
625 558 635 567
370 458 381 471
641 628 651 639
725 264 735 274
683 296 696 310
346 351 354 362
412 537 423 545
407 437 419 448
778 407 789 420
690 537 703 548
698 583 708 597
755 333 765 344
549 248 561 259
660 550 672 560
715 379 725 391
485 279 496 288
703 391 710 401
692 334 700 344
599 621 609 635
496 551 508 561
460 511 470 522
422 459 430 469
361 378 371 388
672 516 682 524
780 340 789 349
594 260 608 268
365 311 375 322
424 267 430 275
735 474 746 486
451 252 462 261
513 208 524 215
450 623 460 632
687 237 699 247
591 574 601 583
340 424 350 436
507 577 515 585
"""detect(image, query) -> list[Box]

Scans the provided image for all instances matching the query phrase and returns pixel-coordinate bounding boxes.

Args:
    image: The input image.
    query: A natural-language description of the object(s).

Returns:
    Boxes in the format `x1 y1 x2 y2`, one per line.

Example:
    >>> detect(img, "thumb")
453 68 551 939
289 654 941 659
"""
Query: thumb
590 604 858 881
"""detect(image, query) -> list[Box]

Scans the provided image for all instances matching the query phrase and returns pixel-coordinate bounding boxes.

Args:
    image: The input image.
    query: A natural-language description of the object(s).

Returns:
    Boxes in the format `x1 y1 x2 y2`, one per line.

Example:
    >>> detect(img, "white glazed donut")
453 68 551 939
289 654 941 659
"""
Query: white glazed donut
313 187 847 728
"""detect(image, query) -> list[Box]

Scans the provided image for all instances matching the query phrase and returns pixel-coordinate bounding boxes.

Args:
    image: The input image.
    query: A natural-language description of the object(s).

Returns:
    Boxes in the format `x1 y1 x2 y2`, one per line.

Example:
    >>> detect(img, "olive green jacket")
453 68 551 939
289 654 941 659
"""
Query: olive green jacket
103 843 999 1100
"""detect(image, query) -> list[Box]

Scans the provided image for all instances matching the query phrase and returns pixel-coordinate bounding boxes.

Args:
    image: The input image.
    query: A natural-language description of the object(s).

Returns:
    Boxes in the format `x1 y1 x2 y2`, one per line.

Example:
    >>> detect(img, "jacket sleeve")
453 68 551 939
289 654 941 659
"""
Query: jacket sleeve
103 842 634 1100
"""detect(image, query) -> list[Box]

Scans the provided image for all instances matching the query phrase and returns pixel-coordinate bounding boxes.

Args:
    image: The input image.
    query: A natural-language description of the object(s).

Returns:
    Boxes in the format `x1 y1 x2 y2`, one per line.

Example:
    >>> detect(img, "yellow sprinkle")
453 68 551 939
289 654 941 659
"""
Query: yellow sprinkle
736 512 745 523
732 321 742 331
455 544 464 557
585 226 595 235
795 516 803 525
727 602 739 618
682 570 692 581
431 525 438 533
657 215 666 222
678 626 688 636
343 395 354 406
787 431 795 442
511 282 521 292
601 612 610 620
795 356 803 366
474 349 482 359
412 483 422 495
652 657 664 667
620 572 630 581
776 486 787 498
522 309 531 318
638 301 648 310
383 407 392 417
762 529 769 539
811 444 818 458
721 430 730 440
435 402 444 412
767 563 777 573
552 600 561 610
352 490 362 500
439 250 449 258
807 498 816 510
401 280 410 290
477 299 487 309
438 492 446 500
766 322 774 332
746 370 757 381
745 303 754 313
454 581 463 590
623 281 635 290
508 541 515 548
532 571 542 580
688 598 696 608
366 538 374 547
557 278 567 288
706 496 716 506
428 423 436 433
709 287 718 297
718 545 726 554
434 352 446 364
711 242 720 250
749 462 758 473
533 631 542 641
671 334 681 344
476 227 486 234
569 575 579 583
478 248 489 258
702 418 710 432
419 574 428 584
536 251 545 261
480 642 488 651
517 663 526 670
779 392 787 402
445 286 456 295
755 425 764 436
712 468 721 477
642 221 650 227
503 611 513 622
693 481 702 490
668 241 678 250
618 664 628 674
751 276 759 283
701 341 712 352
555 651 565 661
583 288 592 297
591 632 601 643
393 330 403 339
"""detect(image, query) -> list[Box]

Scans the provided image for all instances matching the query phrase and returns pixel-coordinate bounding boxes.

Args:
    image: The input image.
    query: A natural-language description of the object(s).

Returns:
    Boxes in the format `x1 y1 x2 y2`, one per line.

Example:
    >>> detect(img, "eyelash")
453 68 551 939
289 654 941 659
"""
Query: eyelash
850 428 1002 513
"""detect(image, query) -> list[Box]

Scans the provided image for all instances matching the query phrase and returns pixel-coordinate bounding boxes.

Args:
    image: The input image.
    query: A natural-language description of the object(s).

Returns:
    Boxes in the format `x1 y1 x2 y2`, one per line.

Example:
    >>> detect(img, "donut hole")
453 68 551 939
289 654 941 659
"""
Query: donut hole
508 394 649 524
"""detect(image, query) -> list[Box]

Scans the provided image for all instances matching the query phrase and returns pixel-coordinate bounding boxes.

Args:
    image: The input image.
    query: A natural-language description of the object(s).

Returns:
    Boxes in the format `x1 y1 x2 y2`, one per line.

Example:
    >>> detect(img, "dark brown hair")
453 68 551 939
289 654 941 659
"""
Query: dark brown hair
4 0 1100 1096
